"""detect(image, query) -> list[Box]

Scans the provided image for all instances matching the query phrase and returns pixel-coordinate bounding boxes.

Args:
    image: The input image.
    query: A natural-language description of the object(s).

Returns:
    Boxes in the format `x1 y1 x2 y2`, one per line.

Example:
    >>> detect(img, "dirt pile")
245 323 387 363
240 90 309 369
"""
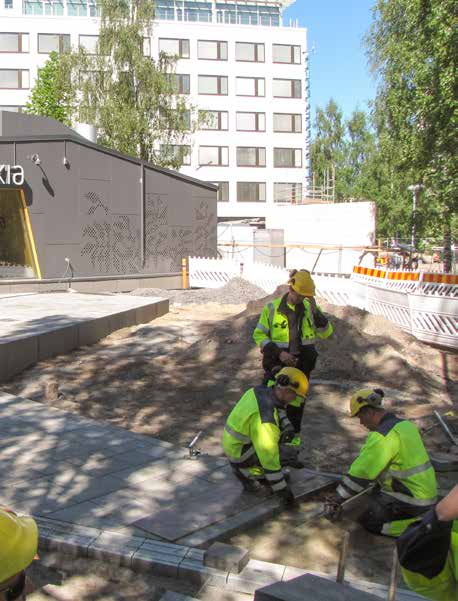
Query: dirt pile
131 277 267 306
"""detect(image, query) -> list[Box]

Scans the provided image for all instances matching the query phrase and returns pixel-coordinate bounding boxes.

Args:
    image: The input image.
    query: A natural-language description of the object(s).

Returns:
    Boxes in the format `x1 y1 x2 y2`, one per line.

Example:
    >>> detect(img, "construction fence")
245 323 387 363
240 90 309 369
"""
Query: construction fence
188 257 458 350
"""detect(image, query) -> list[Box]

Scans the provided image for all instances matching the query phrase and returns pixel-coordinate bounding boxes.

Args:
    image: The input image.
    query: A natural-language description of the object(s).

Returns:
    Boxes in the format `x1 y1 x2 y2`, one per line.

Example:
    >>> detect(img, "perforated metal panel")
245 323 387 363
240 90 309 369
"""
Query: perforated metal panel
194 199 217 258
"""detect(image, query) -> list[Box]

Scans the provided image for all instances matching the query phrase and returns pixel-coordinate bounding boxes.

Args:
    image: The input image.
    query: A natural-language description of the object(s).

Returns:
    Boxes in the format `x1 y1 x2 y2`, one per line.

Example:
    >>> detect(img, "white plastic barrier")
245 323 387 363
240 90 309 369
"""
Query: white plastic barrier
188 257 458 349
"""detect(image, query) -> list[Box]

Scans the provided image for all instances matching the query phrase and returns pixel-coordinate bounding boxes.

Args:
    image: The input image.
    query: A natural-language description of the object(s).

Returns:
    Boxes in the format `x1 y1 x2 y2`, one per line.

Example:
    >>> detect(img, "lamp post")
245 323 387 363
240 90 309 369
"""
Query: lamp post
407 184 423 249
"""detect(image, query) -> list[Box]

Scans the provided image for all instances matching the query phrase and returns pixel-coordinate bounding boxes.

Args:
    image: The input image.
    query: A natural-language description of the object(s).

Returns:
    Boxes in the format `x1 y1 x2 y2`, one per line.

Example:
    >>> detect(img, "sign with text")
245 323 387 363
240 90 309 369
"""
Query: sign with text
0 165 25 186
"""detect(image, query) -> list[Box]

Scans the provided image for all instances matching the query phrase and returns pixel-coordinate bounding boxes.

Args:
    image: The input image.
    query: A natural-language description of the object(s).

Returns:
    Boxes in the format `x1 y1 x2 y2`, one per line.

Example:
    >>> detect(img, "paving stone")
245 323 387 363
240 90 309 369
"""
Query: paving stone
204 542 250 573
87 531 145 566
226 559 286 595
178 559 228 587
132 540 189 577
160 591 200 601
254 573 381 600
289 473 335 501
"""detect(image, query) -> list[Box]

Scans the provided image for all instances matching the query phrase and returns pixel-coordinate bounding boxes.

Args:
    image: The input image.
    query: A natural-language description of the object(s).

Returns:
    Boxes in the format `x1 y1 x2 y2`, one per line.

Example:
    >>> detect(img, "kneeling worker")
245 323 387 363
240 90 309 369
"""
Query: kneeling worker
0 507 39 601
223 367 308 505
335 388 438 537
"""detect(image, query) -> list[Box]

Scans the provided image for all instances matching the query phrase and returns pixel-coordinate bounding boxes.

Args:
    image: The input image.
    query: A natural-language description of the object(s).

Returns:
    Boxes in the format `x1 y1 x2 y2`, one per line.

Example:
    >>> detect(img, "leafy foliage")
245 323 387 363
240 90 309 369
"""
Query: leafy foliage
25 52 73 126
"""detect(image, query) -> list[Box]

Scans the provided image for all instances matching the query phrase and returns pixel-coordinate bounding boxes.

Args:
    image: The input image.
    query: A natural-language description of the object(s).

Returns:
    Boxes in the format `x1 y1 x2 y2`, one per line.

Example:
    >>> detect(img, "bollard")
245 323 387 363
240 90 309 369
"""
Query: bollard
181 257 188 289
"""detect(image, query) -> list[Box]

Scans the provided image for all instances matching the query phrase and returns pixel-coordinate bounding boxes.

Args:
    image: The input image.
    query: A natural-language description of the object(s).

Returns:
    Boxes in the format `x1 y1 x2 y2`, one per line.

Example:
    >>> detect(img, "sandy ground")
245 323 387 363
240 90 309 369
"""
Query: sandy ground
2 285 457 596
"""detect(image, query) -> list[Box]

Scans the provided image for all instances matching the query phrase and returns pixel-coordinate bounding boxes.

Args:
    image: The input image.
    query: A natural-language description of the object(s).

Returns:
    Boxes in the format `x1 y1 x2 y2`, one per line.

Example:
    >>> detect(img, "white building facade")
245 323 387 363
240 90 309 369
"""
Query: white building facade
0 0 309 220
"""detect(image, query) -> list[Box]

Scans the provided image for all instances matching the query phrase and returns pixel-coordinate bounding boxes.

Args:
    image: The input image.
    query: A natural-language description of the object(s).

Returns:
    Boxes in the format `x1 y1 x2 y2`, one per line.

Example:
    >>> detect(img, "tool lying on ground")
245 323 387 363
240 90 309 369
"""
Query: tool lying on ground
434 410 458 445
187 431 203 459
322 485 375 522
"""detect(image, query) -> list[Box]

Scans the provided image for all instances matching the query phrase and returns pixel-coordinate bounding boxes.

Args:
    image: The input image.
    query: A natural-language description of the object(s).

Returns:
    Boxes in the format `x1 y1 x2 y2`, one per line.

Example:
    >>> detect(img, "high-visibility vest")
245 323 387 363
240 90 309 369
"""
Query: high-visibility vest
337 414 438 531
253 295 333 350
222 386 290 492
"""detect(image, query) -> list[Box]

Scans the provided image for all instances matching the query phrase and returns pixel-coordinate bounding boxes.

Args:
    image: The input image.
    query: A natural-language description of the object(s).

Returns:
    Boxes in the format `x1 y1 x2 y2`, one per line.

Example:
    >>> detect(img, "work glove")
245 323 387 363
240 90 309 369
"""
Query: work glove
322 493 343 522
280 425 295 444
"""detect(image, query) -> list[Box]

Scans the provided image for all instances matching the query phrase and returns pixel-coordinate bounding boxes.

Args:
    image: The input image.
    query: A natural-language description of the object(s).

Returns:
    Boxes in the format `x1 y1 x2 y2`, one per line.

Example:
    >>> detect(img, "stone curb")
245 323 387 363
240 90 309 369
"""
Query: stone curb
35 517 424 599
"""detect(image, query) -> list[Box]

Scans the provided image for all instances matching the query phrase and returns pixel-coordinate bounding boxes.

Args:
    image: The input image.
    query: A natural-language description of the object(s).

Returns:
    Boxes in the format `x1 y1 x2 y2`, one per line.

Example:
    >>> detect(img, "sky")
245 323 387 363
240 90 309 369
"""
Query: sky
284 0 378 123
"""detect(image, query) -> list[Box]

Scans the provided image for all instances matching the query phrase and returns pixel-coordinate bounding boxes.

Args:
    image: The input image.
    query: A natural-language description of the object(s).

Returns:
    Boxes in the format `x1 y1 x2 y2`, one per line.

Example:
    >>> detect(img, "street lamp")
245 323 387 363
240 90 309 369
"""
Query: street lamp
407 184 424 249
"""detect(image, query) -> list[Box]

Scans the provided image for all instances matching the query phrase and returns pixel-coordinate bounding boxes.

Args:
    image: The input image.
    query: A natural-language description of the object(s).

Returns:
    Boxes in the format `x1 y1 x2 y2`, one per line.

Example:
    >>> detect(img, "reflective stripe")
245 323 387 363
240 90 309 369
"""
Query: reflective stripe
275 342 289 349
228 446 256 464
255 323 269 335
271 480 287 491
381 522 393 536
224 425 251 444
383 490 438 507
260 339 271 349
343 475 365 493
387 460 432 479
336 484 353 499
265 471 284 482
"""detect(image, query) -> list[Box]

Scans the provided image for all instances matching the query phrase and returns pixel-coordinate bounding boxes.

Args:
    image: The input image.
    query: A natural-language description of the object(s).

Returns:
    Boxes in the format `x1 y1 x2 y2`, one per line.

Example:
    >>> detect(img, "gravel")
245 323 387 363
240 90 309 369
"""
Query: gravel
130 277 268 305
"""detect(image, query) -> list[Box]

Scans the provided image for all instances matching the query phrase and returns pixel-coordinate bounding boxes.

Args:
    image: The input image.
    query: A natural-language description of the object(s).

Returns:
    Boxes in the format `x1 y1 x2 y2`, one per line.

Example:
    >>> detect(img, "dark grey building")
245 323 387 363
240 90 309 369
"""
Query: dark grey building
0 111 217 279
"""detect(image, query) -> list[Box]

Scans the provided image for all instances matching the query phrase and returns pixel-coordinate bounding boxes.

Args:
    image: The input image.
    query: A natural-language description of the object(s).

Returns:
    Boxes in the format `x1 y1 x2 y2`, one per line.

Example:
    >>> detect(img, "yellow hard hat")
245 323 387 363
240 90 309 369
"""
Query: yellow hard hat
0 509 38 584
275 367 309 398
349 388 384 417
288 270 315 297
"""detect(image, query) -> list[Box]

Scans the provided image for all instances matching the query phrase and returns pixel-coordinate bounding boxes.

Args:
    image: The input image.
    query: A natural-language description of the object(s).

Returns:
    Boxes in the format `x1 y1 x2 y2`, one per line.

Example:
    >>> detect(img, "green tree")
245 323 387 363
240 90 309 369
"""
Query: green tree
25 52 73 126
366 0 457 269
61 0 195 169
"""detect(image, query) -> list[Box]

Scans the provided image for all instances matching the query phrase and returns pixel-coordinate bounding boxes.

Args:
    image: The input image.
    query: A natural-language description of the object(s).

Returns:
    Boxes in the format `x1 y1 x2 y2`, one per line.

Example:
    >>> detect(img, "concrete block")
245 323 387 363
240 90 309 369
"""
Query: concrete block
78 317 110 346
160 592 200 601
204 542 250 574
45 532 99 558
87 531 145 566
430 452 458 472
178 559 228 587
37 325 79 360
254 573 381 600
131 539 190 576
6 337 38 378
226 559 286 595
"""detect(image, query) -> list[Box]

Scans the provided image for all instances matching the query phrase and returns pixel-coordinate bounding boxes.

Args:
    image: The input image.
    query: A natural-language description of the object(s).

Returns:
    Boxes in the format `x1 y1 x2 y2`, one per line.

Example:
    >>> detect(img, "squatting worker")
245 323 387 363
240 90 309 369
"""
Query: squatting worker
397 485 458 601
253 269 333 445
335 388 438 538
222 367 309 506
0 507 38 601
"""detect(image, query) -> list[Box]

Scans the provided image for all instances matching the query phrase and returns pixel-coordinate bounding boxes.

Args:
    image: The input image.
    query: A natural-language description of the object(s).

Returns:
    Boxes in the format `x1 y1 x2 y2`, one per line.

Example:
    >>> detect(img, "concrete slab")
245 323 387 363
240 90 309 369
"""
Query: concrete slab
0 292 168 379
254 573 381 600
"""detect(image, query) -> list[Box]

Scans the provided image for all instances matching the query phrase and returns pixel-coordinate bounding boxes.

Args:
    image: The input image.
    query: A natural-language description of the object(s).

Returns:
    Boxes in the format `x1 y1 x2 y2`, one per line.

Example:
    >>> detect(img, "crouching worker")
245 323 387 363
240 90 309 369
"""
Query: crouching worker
222 367 308 506
397 485 458 601
335 388 438 537
0 507 39 601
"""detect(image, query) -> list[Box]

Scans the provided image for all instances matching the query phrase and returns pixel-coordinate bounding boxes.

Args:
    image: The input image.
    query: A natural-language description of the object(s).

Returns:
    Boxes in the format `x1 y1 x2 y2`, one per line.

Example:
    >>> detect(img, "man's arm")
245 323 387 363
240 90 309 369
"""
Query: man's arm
305 298 333 339
436 485 458 521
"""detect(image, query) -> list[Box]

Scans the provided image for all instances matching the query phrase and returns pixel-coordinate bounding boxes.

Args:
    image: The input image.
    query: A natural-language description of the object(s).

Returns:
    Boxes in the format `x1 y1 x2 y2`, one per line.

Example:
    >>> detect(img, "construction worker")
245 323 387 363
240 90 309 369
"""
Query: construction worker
0 507 38 601
222 367 309 505
397 485 458 601
334 388 438 537
252 269 333 445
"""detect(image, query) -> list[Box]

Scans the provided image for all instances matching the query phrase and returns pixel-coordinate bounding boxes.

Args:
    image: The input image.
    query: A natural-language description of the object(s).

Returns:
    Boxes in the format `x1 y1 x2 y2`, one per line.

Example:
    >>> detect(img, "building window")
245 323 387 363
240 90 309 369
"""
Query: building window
161 144 191 166
213 181 229 202
200 110 228 130
159 38 190 58
4 0 13 8
170 73 190 94
199 146 229 166
0 69 29 89
0 33 29 53
38 33 71 54
236 77 265 97
198 40 227 60
67 0 86 16
0 105 24 112
79 34 99 54
236 112 265 132
198 75 228 95
273 78 301 98
274 148 302 168
237 147 266 167
235 42 264 62
273 113 302 133
274 183 303 203
273 44 301 64
237 182 266 202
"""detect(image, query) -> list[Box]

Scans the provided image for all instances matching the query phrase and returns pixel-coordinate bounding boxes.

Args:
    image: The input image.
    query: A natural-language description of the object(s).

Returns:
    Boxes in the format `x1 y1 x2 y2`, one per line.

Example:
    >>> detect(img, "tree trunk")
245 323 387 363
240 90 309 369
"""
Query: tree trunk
442 218 452 273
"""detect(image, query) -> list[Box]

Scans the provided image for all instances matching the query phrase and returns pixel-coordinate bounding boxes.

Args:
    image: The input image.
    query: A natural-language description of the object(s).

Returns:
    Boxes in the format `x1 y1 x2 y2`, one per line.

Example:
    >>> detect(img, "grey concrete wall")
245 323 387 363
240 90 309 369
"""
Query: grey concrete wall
0 137 217 279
